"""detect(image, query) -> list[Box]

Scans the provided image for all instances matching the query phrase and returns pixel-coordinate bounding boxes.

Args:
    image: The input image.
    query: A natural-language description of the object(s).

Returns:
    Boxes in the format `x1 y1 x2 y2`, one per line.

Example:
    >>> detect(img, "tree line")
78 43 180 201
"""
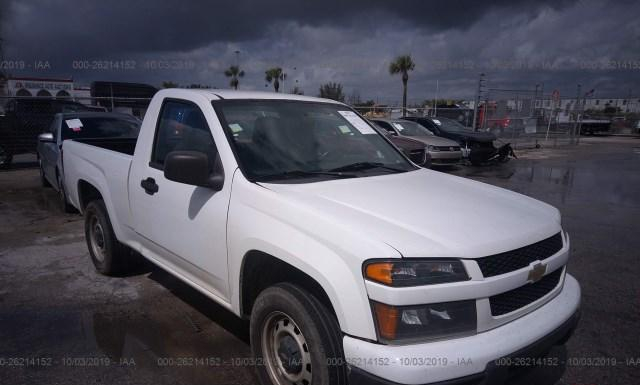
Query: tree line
163 54 417 114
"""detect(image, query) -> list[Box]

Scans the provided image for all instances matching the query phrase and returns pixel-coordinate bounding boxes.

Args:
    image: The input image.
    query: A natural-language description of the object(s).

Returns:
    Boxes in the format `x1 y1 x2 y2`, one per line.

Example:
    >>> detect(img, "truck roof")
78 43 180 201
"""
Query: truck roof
158 88 344 105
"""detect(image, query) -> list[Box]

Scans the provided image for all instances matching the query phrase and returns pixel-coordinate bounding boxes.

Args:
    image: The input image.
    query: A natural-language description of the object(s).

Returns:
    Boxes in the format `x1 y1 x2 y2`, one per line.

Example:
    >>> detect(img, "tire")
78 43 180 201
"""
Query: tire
57 173 74 213
0 146 12 169
84 199 131 275
39 159 51 188
250 283 347 385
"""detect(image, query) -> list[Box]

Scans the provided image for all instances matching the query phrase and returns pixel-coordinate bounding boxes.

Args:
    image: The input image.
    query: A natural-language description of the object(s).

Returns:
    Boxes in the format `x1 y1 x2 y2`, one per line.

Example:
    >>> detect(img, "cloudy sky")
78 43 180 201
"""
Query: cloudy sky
1 0 639 104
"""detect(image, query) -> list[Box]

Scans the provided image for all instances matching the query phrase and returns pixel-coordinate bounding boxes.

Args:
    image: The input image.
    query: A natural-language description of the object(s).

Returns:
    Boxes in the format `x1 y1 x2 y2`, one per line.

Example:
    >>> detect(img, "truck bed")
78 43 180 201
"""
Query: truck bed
62 138 135 237
72 137 137 156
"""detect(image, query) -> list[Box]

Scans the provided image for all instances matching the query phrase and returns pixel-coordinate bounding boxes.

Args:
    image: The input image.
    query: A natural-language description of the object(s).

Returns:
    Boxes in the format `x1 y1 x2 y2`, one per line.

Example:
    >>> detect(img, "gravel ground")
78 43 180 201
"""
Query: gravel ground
1 136 639 385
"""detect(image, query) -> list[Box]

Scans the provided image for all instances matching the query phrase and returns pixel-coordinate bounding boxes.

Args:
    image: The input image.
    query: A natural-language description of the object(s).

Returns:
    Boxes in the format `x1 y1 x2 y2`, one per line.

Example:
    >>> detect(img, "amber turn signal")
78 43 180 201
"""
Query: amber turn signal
372 302 399 340
365 262 394 285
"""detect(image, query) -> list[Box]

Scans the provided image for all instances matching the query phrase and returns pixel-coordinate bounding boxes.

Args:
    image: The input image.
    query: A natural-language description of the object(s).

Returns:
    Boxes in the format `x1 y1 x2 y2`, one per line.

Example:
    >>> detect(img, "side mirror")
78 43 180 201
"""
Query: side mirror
38 132 55 143
164 151 224 190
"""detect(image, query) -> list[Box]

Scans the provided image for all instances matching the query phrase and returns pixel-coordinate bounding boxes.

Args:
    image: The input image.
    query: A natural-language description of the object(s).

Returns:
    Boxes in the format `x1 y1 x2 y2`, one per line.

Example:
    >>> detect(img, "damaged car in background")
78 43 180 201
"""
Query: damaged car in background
402 116 515 165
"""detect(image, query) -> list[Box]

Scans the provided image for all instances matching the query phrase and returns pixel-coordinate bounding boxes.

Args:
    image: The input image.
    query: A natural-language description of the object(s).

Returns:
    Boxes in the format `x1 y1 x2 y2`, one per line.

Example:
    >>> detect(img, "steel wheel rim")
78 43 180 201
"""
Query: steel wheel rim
261 311 312 385
89 215 106 262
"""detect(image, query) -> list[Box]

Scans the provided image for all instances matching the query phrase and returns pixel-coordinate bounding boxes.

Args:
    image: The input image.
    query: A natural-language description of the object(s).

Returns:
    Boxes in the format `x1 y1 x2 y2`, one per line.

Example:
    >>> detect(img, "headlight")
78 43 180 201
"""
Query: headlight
364 259 469 287
372 300 477 343
426 145 439 151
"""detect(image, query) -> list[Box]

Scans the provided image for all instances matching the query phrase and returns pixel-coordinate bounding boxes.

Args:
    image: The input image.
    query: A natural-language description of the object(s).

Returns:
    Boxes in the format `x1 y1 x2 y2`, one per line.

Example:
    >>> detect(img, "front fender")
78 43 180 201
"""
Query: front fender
226 178 399 340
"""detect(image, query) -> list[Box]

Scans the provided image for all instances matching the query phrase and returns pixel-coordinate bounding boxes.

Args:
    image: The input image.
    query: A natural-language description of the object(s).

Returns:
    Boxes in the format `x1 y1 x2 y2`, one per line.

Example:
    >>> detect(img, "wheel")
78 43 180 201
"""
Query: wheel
39 159 51 187
0 146 12 169
250 283 347 385
57 174 75 213
84 199 131 275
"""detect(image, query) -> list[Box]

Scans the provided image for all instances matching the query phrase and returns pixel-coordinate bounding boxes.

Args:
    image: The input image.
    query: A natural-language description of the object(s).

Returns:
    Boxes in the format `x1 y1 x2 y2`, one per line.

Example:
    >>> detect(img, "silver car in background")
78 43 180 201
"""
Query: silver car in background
371 118 463 166
37 112 140 212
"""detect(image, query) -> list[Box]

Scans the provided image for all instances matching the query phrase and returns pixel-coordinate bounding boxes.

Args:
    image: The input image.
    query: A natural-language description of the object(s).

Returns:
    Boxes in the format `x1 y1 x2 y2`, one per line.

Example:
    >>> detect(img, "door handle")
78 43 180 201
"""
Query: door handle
140 177 159 195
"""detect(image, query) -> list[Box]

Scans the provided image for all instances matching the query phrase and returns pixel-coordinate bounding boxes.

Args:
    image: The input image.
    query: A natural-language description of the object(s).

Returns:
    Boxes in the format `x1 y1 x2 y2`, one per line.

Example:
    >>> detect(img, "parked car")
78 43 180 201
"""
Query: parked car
37 112 140 212
0 97 93 167
372 118 462 166
62 89 580 385
370 123 430 167
403 116 498 165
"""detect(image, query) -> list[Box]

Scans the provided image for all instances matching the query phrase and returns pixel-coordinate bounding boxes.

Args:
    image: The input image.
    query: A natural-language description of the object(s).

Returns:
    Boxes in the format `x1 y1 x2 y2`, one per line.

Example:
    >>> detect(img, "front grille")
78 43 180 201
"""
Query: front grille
436 146 460 151
476 233 563 277
490 268 563 316
408 150 426 165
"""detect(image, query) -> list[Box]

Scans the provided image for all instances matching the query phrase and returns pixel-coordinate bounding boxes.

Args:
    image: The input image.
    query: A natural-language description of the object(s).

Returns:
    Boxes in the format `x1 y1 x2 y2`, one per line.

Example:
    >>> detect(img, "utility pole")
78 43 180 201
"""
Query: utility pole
434 79 439 117
0 37 6 98
572 84 581 144
471 73 485 131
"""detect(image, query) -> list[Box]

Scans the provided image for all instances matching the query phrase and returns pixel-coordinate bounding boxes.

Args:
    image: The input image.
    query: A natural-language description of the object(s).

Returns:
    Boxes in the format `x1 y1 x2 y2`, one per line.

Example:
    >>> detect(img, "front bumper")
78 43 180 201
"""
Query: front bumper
344 274 581 385
429 150 463 166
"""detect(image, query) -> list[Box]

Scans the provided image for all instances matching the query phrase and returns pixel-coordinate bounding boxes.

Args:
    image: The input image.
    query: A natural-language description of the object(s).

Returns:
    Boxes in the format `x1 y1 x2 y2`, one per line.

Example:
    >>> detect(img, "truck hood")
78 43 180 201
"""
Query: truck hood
261 169 561 259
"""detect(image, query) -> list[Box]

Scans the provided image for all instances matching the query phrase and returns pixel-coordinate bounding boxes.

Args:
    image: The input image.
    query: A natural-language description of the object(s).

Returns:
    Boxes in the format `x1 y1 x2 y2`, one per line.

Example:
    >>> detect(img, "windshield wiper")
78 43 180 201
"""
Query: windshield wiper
258 170 357 181
328 162 407 173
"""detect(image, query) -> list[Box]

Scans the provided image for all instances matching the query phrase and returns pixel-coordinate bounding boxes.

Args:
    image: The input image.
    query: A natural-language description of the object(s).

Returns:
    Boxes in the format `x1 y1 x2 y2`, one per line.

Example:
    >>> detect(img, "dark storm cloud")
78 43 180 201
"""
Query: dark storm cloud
4 0 577 58
2 0 639 101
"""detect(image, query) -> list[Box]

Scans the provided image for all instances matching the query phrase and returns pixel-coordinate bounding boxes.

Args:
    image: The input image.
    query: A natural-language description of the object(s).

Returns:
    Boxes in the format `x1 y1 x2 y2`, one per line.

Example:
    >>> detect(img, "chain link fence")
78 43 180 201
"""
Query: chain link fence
352 101 576 149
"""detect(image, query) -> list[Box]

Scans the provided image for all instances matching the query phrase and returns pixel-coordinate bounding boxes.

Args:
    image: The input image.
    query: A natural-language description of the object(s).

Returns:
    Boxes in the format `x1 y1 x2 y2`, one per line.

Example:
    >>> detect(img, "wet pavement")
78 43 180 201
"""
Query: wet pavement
1 136 639 385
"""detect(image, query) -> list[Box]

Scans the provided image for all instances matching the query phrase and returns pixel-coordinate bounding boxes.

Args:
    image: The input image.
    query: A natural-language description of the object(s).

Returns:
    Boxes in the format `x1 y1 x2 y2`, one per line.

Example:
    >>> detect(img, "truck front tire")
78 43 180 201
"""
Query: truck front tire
84 199 131 275
250 283 347 385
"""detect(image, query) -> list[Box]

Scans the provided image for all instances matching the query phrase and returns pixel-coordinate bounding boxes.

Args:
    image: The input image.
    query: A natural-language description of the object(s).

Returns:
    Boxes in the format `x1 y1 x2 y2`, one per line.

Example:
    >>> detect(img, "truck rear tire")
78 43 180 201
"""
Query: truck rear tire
39 160 51 188
250 283 347 385
84 199 131 275
0 146 12 169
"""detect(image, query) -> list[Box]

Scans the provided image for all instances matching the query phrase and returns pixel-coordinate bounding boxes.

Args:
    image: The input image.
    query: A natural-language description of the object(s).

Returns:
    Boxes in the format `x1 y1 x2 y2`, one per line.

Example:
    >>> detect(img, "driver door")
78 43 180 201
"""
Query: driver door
129 99 231 301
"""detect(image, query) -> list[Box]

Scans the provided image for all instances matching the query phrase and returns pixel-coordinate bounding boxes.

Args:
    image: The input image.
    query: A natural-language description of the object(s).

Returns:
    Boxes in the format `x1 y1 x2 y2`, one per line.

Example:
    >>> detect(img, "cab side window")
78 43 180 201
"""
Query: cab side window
374 120 395 133
151 100 218 169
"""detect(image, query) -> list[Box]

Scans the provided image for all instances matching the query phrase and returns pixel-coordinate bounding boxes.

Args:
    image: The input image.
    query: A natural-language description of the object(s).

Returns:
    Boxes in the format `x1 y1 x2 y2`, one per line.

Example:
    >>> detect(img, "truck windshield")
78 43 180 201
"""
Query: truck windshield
214 100 415 182
61 116 141 140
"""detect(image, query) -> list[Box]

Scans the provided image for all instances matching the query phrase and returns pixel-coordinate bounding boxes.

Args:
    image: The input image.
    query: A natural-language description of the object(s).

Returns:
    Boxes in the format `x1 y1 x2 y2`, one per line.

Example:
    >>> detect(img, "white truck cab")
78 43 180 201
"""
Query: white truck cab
62 89 580 385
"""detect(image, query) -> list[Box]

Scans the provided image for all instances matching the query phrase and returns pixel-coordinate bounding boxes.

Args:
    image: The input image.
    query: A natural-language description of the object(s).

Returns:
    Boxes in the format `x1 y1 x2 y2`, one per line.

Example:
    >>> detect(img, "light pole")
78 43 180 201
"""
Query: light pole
471 73 485 131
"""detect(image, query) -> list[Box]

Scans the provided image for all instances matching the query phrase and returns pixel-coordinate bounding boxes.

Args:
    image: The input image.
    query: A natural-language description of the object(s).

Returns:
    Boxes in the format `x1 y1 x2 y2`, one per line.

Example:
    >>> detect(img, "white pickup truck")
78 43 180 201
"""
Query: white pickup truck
63 89 580 385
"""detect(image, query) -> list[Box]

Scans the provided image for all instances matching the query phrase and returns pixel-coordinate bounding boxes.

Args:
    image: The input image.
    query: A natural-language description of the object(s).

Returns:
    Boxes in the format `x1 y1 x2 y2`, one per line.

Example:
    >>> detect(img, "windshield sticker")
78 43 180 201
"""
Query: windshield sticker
337 111 376 134
338 125 352 134
65 118 83 132
432 119 442 126
229 123 243 133
392 123 405 131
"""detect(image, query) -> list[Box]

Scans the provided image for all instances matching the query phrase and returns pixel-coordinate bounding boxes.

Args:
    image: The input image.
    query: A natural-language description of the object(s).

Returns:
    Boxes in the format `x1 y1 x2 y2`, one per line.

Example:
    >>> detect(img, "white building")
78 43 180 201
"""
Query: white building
6 76 74 98
536 97 640 113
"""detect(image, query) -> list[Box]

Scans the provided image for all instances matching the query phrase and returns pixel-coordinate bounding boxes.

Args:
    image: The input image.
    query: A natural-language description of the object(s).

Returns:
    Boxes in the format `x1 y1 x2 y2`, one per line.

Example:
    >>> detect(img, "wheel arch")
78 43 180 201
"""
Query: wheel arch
239 250 338 323
77 179 104 212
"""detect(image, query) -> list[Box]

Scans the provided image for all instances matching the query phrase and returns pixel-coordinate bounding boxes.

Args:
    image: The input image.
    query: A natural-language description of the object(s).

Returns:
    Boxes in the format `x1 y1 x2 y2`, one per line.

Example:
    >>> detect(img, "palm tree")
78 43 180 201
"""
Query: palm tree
265 67 286 92
389 55 415 117
224 65 245 90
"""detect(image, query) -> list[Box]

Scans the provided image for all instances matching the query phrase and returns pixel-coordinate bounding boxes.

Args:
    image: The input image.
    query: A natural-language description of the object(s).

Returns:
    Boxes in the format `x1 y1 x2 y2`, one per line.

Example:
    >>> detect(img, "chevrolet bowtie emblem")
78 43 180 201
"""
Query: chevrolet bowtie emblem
527 262 547 283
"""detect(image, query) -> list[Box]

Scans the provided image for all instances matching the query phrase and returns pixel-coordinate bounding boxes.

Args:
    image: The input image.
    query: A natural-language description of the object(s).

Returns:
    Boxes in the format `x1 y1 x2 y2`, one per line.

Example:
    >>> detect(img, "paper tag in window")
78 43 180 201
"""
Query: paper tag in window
338 125 351 134
337 111 376 134
66 118 83 132
392 123 405 131
229 123 243 133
